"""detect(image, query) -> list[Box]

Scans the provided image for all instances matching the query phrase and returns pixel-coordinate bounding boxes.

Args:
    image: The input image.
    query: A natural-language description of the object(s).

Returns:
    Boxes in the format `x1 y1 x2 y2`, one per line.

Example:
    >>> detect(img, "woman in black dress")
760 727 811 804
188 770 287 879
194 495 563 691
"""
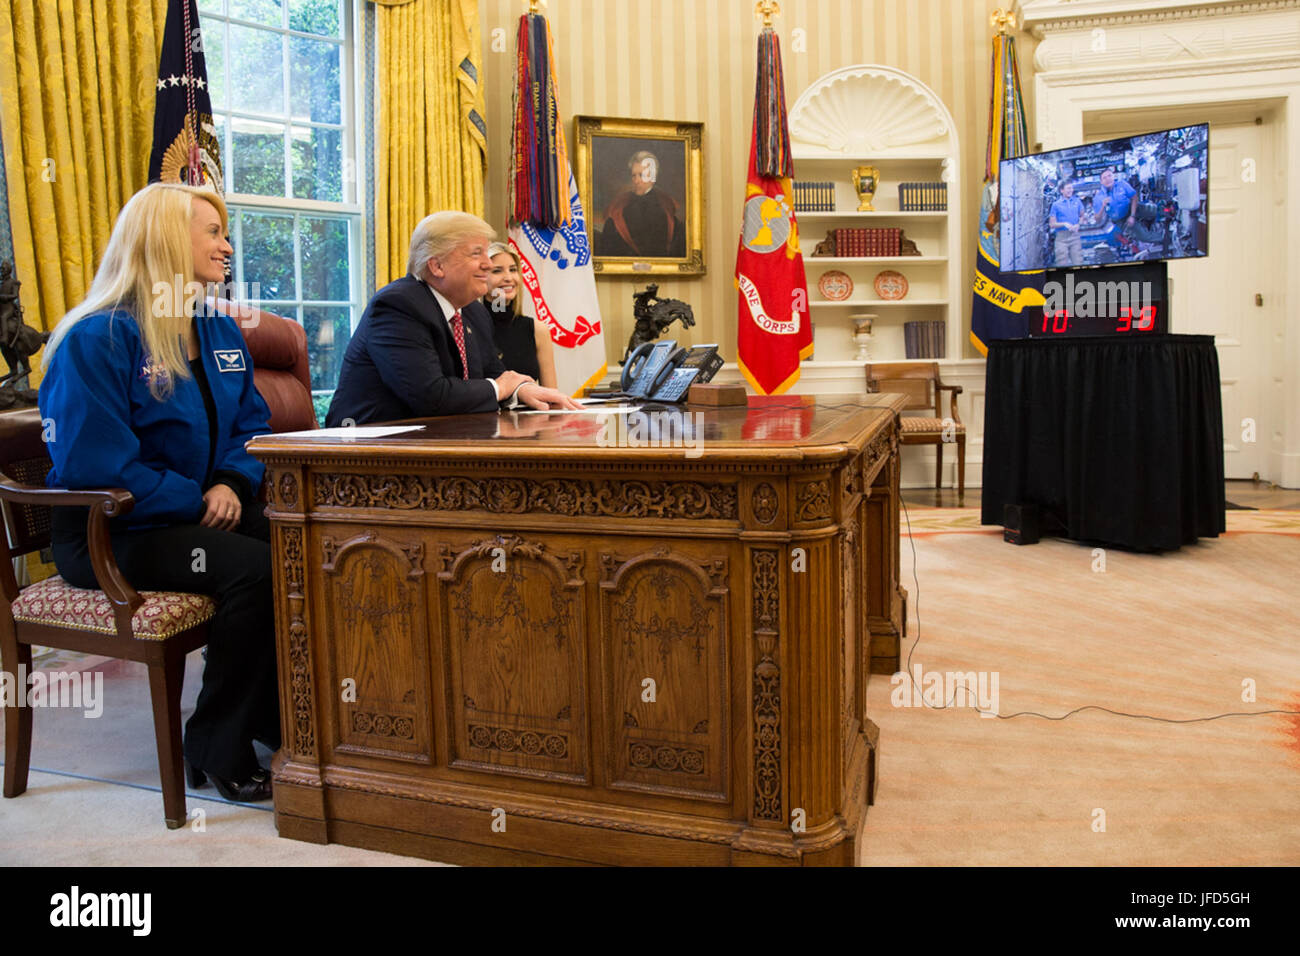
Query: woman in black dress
483 242 558 389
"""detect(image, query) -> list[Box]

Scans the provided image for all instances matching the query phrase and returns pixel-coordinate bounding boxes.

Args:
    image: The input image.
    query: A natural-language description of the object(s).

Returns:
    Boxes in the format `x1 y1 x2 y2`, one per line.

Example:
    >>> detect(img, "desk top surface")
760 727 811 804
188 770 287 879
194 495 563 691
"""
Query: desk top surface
249 393 905 464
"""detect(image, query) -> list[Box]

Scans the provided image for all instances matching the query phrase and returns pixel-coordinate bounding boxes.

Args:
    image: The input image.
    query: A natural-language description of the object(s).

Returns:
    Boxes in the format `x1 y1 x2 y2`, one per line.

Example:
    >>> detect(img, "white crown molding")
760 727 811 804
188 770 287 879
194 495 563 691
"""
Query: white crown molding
1028 1 1300 74
1036 52 1300 84
1017 0 1300 37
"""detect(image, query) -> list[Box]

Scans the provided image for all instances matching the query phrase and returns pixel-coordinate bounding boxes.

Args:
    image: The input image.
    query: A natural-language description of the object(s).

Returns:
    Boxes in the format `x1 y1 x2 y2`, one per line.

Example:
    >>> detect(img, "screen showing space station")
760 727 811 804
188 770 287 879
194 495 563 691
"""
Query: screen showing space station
999 124 1209 272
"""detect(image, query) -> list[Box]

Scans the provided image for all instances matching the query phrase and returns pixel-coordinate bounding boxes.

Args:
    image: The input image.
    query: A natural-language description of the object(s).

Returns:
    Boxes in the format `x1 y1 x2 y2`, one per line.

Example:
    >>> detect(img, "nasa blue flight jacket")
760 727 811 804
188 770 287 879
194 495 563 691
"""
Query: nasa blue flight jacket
38 308 272 529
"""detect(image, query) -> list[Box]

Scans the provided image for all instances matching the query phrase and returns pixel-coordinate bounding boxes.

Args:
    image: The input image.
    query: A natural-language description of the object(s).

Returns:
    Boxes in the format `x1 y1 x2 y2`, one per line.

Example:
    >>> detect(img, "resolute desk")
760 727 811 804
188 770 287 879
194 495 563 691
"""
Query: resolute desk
248 393 906 866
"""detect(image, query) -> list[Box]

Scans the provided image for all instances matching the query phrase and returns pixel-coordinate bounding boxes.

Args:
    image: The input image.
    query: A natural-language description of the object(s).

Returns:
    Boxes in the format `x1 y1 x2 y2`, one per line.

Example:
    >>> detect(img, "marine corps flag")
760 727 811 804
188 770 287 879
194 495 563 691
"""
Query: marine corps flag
507 11 605 396
735 26 811 396
149 0 222 188
969 25 1043 354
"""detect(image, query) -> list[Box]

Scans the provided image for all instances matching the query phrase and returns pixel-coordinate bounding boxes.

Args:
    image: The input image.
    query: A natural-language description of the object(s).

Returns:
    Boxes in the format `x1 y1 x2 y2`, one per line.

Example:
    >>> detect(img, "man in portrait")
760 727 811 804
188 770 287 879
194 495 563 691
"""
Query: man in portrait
596 150 687 258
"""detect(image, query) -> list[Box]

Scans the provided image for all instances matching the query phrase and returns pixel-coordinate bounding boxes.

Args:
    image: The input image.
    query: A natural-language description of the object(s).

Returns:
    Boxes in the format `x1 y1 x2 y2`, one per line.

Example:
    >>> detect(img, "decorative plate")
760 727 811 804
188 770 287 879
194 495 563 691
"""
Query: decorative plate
818 270 853 301
873 270 908 300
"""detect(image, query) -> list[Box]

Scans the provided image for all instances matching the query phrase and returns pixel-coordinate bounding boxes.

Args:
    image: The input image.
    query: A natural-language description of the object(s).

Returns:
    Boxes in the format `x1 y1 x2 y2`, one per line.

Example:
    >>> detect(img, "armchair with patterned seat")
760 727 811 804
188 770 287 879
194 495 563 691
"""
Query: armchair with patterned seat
865 362 965 501
0 302 314 828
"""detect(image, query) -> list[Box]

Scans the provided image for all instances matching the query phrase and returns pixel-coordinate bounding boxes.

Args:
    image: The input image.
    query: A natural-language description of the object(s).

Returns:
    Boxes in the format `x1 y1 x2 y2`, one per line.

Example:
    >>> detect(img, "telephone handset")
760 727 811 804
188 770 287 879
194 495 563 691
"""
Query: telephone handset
621 341 723 402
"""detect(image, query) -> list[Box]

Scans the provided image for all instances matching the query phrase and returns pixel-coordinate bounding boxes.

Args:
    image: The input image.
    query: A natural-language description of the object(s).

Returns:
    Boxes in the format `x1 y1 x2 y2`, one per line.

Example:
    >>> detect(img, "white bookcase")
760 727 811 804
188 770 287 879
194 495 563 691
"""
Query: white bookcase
788 65 964 365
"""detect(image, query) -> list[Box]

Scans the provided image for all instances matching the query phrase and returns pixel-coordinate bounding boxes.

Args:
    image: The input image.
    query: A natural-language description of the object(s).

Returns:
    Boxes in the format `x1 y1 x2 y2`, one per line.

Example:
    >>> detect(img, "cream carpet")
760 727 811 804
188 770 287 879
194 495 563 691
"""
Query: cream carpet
3 510 1296 866
859 507 1300 866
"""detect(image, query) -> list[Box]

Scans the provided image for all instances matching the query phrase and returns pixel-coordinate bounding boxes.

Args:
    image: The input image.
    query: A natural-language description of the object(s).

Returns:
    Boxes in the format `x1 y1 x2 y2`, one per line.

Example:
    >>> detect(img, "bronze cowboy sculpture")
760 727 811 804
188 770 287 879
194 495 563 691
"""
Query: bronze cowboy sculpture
621 283 695 363
0 260 47 408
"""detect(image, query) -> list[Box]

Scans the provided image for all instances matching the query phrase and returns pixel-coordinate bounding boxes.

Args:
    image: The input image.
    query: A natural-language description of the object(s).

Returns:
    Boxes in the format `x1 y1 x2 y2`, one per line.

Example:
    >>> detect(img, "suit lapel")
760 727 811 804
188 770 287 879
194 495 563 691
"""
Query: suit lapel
411 277 467 378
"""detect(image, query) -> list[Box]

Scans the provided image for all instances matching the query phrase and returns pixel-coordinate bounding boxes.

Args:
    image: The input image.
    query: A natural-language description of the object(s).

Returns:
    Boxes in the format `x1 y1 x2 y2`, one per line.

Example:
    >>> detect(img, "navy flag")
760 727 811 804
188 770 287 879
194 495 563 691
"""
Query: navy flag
149 0 222 188
970 29 1043 354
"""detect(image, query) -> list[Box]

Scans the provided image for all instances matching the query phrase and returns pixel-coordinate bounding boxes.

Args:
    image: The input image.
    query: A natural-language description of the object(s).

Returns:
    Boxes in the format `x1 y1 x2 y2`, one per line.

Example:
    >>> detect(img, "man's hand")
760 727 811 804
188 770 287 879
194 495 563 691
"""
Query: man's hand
515 383 582 411
200 483 241 531
494 370 533 399
1127 215 1135 227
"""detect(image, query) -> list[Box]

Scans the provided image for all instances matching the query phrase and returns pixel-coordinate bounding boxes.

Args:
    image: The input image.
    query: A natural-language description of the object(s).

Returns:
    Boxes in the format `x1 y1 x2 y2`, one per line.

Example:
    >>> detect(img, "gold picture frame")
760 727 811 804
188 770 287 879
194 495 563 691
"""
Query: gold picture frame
574 115 705 276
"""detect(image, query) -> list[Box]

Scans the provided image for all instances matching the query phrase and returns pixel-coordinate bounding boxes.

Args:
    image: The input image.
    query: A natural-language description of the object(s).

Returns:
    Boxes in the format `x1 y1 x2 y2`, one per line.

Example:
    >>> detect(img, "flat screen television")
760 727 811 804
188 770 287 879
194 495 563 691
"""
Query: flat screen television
998 123 1209 273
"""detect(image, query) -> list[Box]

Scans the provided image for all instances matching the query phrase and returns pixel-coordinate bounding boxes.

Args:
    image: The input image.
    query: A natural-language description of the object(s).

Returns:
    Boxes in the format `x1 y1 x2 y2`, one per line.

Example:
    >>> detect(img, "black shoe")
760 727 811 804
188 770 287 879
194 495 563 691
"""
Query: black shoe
185 760 272 803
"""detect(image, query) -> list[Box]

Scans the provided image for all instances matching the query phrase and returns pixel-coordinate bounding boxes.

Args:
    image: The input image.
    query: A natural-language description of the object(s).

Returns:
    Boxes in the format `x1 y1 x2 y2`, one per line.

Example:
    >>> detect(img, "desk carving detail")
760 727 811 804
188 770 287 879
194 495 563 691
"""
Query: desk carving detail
751 549 782 823
795 479 832 521
315 473 738 520
630 743 706 775
280 526 316 758
751 483 779 524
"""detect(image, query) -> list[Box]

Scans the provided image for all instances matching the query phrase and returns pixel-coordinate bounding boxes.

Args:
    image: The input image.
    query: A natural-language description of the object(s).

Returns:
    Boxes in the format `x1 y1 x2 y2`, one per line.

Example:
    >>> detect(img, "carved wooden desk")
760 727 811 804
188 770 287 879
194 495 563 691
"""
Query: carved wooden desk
248 393 906 866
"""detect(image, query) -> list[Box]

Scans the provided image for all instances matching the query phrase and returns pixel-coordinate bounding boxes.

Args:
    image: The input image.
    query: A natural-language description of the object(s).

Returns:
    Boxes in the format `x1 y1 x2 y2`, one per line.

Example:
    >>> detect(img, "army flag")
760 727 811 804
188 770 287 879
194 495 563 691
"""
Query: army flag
735 26 811 396
149 0 222 188
969 29 1043 354
507 11 605 396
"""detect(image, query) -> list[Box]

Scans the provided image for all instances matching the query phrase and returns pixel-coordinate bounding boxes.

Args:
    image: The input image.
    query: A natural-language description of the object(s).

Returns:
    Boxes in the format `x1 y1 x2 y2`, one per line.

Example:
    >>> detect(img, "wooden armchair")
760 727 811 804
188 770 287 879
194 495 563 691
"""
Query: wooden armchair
0 408 215 828
865 362 965 500
1 301 312 828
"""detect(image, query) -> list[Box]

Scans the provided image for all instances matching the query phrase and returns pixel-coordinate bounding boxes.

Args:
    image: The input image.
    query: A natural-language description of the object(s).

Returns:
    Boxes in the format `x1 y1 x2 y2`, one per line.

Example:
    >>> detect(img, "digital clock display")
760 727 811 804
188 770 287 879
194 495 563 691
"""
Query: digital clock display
1040 305 1159 335
1029 262 1169 338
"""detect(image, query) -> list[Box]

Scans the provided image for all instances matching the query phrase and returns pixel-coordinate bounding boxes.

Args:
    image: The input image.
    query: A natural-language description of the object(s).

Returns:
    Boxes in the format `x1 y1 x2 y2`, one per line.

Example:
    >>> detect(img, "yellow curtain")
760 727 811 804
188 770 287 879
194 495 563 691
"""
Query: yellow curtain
374 0 487 284
0 0 169 386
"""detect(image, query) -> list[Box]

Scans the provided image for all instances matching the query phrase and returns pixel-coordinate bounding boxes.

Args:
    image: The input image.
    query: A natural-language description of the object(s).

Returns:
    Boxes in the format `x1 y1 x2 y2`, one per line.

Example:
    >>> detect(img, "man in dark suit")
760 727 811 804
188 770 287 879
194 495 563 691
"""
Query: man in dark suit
326 211 578 426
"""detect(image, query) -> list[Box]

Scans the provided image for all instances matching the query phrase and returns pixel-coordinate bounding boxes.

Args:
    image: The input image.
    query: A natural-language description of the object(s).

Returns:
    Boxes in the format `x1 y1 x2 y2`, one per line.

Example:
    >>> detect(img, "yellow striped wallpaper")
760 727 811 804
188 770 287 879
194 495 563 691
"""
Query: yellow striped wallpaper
479 0 1036 363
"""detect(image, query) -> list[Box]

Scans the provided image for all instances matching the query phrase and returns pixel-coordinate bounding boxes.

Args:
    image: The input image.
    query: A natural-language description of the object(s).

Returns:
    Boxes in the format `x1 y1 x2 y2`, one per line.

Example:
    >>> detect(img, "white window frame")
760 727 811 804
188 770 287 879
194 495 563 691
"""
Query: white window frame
200 0 367 397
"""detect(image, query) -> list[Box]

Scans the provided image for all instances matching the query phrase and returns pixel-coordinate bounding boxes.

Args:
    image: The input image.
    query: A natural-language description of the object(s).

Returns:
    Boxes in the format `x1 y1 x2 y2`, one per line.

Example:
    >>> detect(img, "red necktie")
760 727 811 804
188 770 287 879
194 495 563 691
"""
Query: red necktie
449 310 468 380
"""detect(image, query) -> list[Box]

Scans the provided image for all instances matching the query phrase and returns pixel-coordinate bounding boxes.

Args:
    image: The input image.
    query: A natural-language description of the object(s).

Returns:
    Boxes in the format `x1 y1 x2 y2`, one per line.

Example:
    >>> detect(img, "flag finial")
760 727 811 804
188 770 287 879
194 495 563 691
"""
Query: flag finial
755 1 781 28
990 8 1017 34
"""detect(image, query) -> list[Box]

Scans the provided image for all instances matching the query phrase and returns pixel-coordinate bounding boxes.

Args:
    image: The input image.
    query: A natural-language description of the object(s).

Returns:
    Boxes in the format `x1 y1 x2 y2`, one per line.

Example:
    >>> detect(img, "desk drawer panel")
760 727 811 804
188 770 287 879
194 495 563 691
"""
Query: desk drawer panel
437 534 590 783
599 545 730 801
316 527 431 762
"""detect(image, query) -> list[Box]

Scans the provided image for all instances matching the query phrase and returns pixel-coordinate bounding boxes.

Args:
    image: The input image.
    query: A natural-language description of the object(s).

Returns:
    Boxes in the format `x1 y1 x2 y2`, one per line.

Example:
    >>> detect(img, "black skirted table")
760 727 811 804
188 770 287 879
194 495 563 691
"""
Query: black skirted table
981 334 1226 551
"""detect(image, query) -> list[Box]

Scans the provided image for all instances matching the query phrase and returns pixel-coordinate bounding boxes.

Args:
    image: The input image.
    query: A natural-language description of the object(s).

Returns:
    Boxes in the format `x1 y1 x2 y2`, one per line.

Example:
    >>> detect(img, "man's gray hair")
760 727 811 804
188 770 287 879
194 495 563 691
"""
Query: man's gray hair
407 211 496 279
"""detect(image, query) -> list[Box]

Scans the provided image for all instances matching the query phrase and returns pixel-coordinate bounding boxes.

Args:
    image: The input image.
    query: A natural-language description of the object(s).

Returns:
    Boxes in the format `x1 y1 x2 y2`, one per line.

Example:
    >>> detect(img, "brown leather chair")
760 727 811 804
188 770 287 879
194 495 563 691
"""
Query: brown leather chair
865 362 965 500
0 301 316 827
210 298 318 432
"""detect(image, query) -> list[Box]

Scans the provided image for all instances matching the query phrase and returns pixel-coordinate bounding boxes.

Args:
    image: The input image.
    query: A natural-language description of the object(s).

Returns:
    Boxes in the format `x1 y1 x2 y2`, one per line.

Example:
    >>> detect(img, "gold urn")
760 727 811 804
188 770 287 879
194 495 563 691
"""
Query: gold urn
851 165 880 212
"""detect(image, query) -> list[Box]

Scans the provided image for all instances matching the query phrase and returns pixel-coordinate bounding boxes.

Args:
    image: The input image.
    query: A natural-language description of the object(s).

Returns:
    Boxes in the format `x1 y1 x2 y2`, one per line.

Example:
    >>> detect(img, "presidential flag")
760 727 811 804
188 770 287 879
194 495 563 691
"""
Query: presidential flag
149 0 221 189
735 26 811 396
969 29 1043 354
507 11 605 396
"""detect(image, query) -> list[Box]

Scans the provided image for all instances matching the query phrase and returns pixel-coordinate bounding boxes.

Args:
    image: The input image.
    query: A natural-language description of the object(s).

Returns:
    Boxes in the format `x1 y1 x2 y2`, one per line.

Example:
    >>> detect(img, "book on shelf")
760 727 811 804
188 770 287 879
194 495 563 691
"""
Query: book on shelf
830 227 902 257
793 180 835 212
903 320 947 359
898 181 949 212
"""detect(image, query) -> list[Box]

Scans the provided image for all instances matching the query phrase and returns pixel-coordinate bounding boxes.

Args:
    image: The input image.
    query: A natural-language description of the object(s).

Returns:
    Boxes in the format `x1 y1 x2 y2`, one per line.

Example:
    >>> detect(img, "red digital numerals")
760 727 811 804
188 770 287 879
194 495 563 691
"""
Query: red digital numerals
1040 306 1156 334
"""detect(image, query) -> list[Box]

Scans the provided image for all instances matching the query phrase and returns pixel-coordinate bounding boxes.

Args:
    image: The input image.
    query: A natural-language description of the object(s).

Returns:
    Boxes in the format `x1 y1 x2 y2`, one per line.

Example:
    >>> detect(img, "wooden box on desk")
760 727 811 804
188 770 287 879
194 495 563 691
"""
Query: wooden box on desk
247 393 907 866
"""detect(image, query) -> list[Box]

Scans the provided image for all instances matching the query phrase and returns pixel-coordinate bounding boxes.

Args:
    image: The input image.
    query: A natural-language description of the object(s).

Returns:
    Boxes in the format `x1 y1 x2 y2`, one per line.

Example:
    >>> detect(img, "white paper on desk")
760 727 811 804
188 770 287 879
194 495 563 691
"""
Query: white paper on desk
513 405 640 415
264 425 424 439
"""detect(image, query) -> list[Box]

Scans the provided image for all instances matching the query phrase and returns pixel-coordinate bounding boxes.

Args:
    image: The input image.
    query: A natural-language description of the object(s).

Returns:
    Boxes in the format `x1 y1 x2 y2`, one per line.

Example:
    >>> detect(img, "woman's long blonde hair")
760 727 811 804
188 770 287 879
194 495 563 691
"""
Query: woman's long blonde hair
43 182 229 400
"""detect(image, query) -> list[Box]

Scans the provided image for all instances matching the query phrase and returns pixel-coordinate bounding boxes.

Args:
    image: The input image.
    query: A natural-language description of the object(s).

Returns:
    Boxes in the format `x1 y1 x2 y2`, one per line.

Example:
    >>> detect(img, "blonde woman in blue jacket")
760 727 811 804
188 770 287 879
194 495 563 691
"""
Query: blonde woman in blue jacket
39 182 277 803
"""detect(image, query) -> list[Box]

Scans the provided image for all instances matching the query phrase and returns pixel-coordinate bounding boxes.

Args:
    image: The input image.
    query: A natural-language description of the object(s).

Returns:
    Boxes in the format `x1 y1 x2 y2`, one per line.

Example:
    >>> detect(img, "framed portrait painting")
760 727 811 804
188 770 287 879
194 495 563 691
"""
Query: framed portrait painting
574 116 705 275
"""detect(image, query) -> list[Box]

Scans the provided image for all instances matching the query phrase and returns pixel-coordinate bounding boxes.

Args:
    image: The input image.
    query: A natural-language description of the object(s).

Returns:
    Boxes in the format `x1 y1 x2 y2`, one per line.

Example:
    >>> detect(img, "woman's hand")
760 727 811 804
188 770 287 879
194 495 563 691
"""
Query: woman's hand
201 483 242 531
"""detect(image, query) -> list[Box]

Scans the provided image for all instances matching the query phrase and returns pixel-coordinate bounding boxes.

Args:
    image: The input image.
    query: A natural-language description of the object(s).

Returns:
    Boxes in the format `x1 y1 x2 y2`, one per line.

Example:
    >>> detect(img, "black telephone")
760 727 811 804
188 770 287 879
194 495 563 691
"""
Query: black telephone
620 340 724 402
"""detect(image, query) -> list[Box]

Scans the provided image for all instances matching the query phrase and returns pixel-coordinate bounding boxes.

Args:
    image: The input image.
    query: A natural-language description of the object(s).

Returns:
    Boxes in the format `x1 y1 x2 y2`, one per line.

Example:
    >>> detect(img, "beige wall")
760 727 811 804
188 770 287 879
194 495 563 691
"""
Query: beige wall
480 0 1035 364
